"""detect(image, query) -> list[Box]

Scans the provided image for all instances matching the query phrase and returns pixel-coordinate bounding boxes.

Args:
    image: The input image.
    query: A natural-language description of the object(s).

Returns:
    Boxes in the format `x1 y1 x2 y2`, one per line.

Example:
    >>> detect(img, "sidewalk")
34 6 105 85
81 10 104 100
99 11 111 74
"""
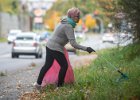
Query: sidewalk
0 54 97 100
0 64 41 100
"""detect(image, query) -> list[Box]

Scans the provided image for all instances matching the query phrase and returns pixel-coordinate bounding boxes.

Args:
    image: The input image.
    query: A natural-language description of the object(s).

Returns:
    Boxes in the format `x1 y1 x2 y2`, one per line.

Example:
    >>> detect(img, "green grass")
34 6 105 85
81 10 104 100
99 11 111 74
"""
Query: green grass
41 42 140 100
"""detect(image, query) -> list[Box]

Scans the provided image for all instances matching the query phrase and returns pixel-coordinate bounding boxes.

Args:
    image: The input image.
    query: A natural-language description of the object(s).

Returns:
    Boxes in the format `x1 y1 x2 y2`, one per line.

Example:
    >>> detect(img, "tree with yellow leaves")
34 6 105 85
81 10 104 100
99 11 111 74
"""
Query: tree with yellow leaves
44 11 60 31
85 14 97 30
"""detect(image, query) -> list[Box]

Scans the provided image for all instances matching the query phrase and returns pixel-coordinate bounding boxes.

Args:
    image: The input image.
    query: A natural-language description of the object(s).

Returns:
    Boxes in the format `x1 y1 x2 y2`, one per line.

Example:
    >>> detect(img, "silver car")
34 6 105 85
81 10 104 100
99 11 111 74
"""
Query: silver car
11 32 42 58
7 29 22 44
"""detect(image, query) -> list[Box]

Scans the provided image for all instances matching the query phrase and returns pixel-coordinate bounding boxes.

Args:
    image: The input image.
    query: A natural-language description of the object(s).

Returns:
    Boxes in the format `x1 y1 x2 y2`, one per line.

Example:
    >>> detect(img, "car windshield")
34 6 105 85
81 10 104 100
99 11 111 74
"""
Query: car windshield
16 36 33 40
9 32 17 36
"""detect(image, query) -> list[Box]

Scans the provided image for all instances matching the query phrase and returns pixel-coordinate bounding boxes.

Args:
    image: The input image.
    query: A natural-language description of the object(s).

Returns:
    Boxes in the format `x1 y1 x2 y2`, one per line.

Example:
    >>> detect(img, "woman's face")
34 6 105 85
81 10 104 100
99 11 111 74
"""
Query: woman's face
73 15 80 23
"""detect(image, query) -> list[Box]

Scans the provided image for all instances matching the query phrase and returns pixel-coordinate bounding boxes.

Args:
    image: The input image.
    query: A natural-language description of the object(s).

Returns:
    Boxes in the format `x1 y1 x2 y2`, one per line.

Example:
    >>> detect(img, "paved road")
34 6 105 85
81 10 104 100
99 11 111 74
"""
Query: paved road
80 33 117 50
0 43 46 73
0 33 118 99
0 33 133 99
0 34 117 73
0 52 97 100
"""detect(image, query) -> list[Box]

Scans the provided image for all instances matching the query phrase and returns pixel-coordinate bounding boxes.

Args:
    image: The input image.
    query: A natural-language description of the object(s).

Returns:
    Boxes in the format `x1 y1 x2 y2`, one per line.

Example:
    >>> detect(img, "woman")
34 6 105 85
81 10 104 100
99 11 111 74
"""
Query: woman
34 7 95 90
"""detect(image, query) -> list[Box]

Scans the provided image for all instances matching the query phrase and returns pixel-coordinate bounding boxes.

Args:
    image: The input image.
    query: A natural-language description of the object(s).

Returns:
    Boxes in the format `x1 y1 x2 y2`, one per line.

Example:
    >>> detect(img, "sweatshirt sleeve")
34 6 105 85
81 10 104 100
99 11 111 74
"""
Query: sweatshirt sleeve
65 25 87 51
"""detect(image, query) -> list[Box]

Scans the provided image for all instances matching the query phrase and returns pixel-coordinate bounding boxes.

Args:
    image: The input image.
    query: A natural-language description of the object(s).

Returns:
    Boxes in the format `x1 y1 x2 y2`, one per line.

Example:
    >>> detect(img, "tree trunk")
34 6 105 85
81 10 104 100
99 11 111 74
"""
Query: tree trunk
135 21 140 42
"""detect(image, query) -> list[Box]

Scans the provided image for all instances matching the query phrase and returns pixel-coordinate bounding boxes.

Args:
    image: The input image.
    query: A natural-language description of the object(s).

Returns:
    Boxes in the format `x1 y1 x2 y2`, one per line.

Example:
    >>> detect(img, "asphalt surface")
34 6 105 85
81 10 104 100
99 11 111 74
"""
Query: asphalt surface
0 54 97 100
0 33 119 99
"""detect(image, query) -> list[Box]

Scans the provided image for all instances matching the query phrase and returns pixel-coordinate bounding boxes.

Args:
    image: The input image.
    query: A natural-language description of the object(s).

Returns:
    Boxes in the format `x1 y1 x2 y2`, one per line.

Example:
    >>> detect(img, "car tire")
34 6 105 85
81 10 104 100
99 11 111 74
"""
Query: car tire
12 53 18 58
35 53 39 58
15 55 19 58
39 53 42 58
8 42 11 44
12 53 15 58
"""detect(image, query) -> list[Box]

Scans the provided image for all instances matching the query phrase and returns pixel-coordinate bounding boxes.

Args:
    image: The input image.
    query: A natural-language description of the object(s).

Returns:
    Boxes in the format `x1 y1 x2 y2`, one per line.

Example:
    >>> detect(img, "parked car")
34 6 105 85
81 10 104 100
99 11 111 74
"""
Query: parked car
39 31 51 46
75 30 86 41
65 42 76 53
7 29 22 44
114 32 134 44
11 32 42 58
102 33 116 43
65 30 86 53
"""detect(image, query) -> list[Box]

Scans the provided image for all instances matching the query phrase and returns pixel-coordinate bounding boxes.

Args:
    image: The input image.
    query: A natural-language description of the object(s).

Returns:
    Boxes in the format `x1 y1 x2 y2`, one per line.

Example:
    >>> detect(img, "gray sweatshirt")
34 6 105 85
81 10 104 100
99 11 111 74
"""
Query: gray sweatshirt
46 18 87 53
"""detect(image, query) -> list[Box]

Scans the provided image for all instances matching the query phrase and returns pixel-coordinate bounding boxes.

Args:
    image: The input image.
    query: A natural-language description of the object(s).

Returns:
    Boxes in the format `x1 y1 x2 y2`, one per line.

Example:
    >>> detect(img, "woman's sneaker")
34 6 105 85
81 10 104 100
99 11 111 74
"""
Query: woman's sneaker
33 82 42 91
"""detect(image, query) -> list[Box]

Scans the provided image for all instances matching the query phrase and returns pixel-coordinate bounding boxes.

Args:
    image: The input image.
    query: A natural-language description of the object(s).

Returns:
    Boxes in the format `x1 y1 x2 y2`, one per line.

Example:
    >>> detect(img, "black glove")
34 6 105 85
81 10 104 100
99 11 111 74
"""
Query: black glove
86 47 95 53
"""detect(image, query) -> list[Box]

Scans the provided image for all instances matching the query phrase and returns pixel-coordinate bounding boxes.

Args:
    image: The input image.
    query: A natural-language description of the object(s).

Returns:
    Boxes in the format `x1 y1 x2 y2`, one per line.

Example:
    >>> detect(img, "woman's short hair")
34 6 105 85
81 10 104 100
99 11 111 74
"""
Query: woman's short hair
67 7 80 18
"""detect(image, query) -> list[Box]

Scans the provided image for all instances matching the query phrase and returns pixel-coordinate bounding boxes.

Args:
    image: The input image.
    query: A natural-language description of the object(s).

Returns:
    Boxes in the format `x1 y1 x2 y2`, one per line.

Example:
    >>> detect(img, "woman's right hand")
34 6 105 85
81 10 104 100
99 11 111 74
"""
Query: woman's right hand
86 47 96 53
